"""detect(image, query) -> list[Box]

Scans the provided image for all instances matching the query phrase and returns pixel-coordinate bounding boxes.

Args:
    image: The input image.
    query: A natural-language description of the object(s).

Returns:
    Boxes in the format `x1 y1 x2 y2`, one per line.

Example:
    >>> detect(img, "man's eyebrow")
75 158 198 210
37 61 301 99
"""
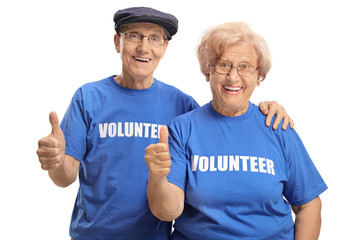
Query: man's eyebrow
125 27 165 35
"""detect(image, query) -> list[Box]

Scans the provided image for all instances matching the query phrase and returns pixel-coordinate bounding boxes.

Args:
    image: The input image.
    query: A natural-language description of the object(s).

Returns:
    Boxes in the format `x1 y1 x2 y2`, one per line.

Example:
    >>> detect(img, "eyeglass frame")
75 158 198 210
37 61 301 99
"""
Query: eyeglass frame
119 32 168 46
212 62 259 77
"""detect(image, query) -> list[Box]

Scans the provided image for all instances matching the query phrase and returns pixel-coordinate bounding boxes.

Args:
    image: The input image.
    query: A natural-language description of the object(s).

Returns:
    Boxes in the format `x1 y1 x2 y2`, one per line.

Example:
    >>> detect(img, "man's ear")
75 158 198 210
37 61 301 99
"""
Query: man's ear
160 40 169 58
114 34 120 53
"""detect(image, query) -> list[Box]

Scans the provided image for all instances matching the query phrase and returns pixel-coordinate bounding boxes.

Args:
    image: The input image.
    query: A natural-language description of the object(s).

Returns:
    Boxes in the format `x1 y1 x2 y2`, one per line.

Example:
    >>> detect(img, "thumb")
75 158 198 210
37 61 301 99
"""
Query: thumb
49 111 63 137
159 125 169 146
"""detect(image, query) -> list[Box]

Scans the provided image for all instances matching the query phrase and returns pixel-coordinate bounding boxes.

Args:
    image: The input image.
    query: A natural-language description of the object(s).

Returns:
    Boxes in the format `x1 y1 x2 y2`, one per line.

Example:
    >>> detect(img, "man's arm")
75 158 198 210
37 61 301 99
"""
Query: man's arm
258 101 294 130
292 197 322 240
37 112 79 187
47 155 80 187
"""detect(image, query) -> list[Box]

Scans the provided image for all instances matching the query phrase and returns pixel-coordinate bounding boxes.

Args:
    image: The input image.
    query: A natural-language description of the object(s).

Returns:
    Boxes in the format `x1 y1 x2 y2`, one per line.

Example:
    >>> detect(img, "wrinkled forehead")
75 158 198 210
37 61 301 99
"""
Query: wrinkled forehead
120 22 166 35
219 42 258 62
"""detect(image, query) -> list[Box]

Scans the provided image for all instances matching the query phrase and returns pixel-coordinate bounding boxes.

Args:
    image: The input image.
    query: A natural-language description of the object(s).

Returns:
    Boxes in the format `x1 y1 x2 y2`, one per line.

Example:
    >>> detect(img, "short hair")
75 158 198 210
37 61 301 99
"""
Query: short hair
197 22 271 82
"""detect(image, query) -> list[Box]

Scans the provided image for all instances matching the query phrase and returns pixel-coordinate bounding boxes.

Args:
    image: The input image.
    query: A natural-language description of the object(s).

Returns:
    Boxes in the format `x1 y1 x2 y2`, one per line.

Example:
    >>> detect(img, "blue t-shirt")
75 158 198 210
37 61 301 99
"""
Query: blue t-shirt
167 102 327 240
60 76 199 240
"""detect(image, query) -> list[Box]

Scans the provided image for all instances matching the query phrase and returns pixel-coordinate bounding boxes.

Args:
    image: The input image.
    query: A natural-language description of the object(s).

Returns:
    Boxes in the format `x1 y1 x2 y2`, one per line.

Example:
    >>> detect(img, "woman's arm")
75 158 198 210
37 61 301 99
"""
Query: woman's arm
291 197 322 240
145 126 184 221
147 175 184 221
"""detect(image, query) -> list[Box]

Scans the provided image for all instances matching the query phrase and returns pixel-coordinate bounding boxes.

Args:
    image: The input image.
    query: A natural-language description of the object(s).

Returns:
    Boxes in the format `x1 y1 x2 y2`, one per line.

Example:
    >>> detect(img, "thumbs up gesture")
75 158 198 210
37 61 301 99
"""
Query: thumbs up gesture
37 112 66 171
145 125 171 177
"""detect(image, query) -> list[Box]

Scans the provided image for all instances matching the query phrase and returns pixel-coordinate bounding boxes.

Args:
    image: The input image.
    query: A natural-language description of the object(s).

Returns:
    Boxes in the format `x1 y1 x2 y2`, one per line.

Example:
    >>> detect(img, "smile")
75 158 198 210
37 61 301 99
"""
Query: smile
224 85 243 92
133 57 151 62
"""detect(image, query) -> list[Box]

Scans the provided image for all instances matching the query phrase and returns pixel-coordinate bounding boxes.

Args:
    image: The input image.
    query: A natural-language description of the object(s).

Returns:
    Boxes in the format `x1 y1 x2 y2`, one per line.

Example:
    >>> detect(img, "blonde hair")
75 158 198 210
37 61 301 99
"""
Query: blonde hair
197 22 271 82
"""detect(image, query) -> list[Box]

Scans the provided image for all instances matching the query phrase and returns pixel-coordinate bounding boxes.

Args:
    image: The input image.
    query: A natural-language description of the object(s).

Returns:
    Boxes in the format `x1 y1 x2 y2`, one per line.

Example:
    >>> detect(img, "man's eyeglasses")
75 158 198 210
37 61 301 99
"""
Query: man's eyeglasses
213 62 258 77
120 32 167 46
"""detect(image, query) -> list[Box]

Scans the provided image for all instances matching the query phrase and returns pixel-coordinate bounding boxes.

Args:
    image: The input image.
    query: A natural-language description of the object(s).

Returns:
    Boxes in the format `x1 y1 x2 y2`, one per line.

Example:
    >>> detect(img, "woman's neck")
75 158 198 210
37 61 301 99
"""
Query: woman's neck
211 101 249 117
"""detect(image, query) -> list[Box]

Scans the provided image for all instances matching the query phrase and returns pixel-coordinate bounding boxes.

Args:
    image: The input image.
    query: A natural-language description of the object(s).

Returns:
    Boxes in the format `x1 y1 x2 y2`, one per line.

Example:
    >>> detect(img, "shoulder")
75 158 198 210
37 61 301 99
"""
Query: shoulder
155 79 193 99
168 104 208 137
244 102 299 149
167 105 207 146
71 76 115 99
155 79 199 110
172 104 207 122
155 79 178 91
79 76 114 91
250 102 291 133
250 102 267 122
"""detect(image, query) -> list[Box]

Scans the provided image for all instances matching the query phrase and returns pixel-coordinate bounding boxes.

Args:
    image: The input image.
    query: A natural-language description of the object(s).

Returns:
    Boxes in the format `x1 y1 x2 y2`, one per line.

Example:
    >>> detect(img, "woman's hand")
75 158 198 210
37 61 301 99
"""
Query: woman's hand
145 126 172 177
145 126 184 221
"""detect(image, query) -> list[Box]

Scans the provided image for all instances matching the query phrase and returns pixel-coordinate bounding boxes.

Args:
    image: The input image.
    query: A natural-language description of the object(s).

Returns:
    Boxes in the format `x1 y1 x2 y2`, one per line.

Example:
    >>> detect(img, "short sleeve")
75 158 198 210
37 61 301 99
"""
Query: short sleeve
60 88 88 162
282 130 327 206
189 99 200 112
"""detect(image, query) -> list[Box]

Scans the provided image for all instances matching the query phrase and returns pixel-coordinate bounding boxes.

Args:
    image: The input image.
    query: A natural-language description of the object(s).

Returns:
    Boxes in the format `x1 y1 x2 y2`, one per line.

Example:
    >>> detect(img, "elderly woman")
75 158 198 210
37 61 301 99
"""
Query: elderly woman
36 6 294 239
146 22 327 239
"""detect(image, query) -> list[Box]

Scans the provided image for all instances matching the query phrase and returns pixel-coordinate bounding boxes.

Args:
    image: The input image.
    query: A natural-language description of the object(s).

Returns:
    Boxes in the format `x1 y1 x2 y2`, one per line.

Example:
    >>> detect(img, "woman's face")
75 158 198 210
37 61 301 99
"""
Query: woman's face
209 43 259 117
114 23 168 82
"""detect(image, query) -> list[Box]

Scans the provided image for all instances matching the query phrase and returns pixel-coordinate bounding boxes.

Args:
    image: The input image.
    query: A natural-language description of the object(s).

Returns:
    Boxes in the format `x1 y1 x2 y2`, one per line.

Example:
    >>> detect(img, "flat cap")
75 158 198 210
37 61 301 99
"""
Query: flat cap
114 7 178 40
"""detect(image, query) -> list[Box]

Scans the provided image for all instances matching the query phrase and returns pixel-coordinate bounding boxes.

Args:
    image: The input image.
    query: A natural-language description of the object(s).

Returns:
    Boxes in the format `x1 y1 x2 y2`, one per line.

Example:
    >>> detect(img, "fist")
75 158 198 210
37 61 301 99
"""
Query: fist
37 112 66 171
145 125 171 177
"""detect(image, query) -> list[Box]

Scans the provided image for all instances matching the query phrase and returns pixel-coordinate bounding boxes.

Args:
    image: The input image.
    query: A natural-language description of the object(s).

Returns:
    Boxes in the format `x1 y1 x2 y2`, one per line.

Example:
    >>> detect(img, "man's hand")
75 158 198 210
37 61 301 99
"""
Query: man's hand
37 112 66 171
258 101 294 130
145 125 171 177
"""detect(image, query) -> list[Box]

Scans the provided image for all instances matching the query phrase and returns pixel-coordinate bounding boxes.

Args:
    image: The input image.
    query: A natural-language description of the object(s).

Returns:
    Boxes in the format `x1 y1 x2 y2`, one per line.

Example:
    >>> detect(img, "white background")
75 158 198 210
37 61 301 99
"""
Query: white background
1 0 359 239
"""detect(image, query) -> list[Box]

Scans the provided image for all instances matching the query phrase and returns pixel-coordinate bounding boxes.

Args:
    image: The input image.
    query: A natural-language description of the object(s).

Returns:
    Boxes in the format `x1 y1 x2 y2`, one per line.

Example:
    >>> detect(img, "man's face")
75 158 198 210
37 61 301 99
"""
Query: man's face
114 23 168 82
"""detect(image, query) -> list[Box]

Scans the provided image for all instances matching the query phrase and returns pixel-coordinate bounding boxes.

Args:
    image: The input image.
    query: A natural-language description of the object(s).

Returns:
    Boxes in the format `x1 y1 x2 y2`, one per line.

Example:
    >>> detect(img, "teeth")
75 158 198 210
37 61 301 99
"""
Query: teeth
134 57 150 62
224 86 242 91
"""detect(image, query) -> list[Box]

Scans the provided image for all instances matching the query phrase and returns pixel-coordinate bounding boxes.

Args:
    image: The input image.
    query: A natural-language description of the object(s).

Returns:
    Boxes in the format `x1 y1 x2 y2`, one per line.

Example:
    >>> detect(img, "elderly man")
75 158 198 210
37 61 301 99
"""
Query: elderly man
37 7 293 240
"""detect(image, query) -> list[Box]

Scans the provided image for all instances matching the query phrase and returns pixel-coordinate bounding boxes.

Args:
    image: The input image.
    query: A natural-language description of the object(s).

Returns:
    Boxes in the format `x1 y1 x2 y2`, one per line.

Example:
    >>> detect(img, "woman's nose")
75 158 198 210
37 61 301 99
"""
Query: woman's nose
227 67 241 82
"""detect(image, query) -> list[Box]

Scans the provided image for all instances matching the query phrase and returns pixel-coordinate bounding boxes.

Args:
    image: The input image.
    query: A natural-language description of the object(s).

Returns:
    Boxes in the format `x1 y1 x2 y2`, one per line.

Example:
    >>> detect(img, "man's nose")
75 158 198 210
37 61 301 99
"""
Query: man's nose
137 36 151 51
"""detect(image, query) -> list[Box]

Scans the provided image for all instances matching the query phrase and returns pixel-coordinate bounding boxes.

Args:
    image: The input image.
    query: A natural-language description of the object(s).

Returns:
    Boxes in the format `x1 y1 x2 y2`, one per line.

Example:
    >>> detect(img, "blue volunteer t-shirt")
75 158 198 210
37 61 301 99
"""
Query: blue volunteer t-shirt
60 76 198 240
167 102 327 240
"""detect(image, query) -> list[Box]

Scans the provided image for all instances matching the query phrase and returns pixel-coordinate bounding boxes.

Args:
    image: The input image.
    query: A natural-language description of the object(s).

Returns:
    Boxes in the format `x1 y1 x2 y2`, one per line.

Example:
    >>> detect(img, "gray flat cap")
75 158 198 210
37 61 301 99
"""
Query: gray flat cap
114 7 178 40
